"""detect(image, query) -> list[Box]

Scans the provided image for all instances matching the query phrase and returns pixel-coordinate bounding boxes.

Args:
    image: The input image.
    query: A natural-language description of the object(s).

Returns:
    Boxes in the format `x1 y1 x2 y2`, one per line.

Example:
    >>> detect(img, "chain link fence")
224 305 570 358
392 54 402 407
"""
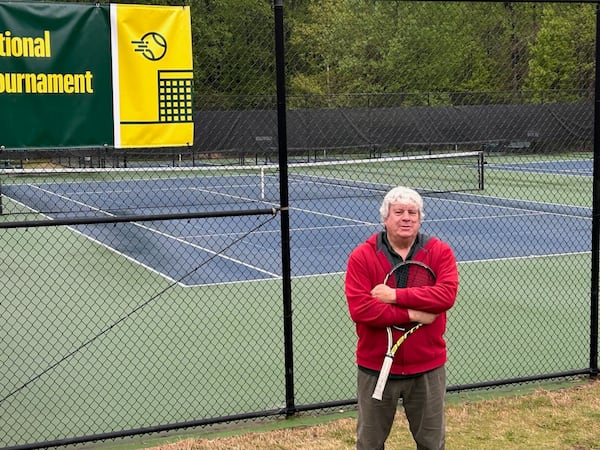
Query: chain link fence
1 0 598 448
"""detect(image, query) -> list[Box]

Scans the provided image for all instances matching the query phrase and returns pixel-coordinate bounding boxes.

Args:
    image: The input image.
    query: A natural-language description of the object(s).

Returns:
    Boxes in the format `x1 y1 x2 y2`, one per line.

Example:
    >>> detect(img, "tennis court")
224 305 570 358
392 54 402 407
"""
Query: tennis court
0 152 594 447
0 154 590 285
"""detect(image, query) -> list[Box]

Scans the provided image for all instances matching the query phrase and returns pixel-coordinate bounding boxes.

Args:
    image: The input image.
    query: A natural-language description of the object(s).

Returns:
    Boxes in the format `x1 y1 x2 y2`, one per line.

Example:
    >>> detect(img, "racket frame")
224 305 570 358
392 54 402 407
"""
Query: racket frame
371 261 436 401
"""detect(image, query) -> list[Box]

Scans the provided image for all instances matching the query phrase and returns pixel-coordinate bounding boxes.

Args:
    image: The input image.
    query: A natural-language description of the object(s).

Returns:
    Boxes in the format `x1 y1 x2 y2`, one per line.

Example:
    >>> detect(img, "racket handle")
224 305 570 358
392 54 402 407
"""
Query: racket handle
372 355 393 401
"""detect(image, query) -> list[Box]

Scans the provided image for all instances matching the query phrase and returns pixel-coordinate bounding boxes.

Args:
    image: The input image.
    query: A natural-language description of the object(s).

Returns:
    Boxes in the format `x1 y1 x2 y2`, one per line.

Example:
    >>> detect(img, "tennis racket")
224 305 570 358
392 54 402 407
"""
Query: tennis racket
372 260 436 401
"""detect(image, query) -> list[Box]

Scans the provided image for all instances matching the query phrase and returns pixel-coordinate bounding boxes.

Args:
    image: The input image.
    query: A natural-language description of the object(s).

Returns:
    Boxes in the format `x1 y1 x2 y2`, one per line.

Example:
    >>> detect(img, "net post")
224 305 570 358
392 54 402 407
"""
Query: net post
478 150 485 190
260 167 265 200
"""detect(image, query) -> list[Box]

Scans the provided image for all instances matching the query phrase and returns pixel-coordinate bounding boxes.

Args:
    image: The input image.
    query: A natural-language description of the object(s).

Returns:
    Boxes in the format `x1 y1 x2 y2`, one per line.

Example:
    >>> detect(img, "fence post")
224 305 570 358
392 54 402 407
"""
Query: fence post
589 2 600 378
274 0 297 415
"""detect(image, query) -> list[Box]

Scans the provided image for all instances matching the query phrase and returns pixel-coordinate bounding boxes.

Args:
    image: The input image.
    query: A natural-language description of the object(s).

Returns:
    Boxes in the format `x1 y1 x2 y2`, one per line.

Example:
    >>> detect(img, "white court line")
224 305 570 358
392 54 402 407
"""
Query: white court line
284 193 591 228
182 221 370 240
291 205 379 226
14 185 280 283
427 193 591 218
6 181 591 285
129 221 280 279
487 163 592 175
425 211 590 224
458 251 590 264
2 193 177 283
301 251 593 279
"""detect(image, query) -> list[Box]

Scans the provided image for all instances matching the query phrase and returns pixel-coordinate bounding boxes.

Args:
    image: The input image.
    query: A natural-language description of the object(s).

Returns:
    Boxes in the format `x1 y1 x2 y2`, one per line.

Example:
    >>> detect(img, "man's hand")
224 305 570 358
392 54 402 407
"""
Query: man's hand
408 309 438 324
370 284 396 303
371 285 438 324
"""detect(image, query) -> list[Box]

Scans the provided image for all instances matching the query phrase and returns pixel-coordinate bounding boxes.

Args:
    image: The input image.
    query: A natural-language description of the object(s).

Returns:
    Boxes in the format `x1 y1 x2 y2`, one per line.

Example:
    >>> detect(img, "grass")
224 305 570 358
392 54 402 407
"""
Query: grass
132 379 600 450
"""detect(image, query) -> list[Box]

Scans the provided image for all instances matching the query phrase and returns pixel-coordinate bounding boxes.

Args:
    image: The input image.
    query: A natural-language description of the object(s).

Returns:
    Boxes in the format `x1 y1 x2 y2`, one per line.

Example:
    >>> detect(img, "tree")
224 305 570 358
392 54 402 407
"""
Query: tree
525 3 595 102
191 0 275 109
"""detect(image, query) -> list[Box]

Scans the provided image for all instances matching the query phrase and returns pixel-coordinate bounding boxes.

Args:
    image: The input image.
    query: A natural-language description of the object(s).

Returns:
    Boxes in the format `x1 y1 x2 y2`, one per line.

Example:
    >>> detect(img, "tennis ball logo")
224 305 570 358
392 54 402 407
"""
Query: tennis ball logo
132 32 167 61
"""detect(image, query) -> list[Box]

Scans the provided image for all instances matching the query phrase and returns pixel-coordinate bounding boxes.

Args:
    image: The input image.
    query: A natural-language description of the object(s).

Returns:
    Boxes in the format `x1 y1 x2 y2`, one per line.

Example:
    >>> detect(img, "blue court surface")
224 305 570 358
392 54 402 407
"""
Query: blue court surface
2 158 592 286
486 158 593 176
46 194 593 286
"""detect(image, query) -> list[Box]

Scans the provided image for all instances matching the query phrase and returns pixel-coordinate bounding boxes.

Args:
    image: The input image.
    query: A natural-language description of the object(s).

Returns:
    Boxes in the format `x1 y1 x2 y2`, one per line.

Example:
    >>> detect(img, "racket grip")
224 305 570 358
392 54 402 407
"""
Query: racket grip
372 355 393 401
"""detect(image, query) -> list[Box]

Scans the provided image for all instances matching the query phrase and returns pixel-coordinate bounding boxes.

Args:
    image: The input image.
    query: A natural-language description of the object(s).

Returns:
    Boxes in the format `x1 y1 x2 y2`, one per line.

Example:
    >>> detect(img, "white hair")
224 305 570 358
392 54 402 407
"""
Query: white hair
379 186 424 223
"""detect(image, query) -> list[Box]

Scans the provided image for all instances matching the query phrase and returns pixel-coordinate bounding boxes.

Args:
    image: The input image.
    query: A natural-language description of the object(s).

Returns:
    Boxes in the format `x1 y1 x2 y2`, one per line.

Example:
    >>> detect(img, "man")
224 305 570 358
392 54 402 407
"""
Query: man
345 186 459 449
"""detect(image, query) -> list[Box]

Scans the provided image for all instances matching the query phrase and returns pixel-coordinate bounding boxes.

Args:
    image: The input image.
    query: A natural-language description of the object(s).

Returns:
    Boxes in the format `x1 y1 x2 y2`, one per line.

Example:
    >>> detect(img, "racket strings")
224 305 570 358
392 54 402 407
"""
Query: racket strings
407 269 436 287
387 264 436 288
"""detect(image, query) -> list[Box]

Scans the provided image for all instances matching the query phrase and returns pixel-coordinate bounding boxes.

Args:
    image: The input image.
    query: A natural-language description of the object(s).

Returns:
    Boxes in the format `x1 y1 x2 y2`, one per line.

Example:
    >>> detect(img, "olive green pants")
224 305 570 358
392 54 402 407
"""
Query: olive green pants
356 366 446 450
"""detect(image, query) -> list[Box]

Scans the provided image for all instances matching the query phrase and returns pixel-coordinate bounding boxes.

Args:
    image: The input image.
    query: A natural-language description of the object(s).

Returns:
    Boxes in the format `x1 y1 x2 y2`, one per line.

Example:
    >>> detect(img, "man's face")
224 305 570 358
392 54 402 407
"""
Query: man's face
384 201 421 241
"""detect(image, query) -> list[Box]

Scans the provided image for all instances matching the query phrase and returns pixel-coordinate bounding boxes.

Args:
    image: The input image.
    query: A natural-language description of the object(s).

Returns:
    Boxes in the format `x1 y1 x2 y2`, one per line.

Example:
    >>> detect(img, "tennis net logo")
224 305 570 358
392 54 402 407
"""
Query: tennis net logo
158 70 193 123
112 4 194 148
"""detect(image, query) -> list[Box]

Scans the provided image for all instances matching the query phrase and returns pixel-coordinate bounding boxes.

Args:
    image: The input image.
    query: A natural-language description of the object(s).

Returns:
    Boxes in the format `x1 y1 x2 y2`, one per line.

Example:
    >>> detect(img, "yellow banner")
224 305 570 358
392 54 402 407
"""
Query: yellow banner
111 4 193 148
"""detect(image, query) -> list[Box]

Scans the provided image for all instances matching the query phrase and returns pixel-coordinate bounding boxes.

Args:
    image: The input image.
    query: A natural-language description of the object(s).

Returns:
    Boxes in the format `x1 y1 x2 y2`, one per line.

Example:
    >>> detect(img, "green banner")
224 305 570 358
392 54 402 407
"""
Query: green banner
0 2 193 149
0 2 113 148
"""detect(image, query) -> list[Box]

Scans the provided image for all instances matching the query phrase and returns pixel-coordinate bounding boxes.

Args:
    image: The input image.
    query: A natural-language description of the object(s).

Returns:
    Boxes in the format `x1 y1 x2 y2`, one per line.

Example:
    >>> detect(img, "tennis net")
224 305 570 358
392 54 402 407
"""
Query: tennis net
0 151 483 219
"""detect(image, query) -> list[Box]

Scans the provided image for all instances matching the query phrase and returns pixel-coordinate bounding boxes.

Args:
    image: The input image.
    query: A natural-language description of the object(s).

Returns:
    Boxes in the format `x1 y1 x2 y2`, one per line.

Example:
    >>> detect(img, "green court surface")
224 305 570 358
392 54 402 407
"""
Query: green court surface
0 152 596 447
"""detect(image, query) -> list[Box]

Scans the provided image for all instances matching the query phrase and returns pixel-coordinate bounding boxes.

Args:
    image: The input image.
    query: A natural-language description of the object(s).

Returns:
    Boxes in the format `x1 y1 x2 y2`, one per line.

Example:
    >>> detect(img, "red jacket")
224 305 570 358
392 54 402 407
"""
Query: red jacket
345 231 458 376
